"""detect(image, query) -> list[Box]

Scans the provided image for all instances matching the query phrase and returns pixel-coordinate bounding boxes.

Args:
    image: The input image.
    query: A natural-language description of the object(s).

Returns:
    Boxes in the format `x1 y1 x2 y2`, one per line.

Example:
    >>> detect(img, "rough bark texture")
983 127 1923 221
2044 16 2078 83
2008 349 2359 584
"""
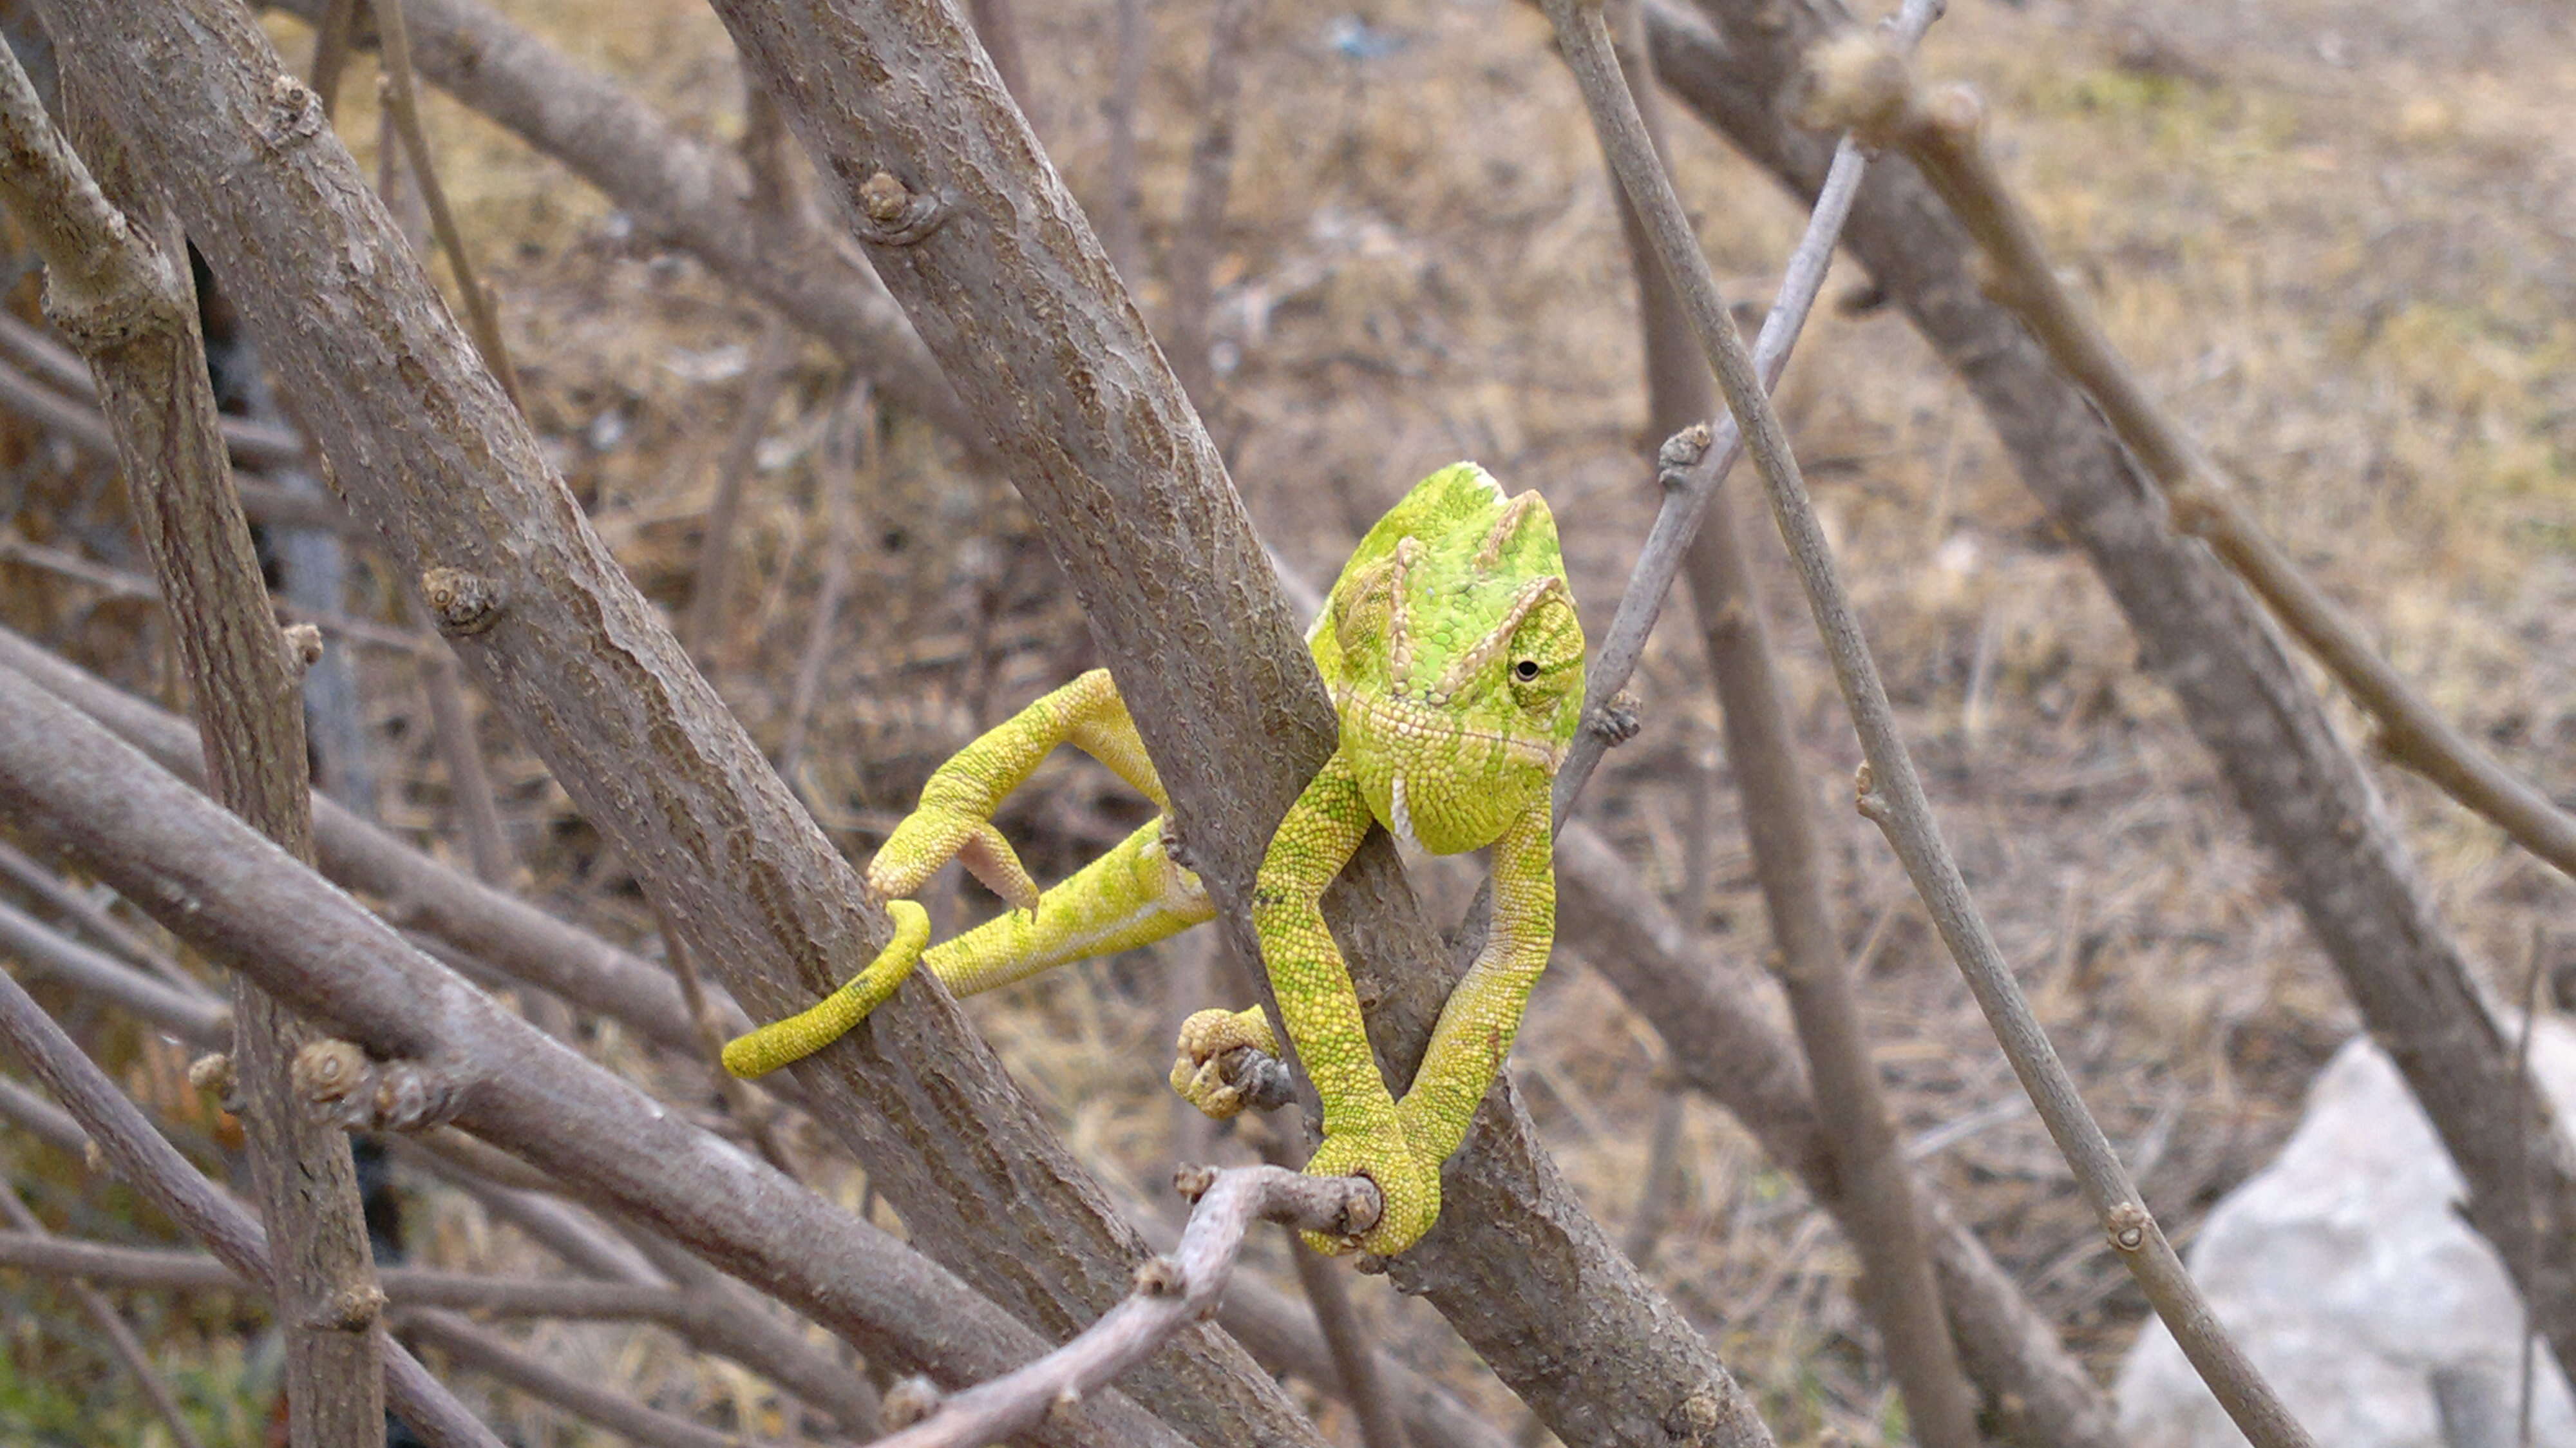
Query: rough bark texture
0 667 1189 1448
1653 0 2575 1388
258 0 972 438
0 59 387 1443
703 1 1774 1442
38 3 1314 1443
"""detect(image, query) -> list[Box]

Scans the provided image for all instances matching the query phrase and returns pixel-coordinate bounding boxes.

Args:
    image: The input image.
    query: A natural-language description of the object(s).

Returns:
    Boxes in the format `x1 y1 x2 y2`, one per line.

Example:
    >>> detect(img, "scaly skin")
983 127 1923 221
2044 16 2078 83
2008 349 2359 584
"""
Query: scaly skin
725 462 1586 1257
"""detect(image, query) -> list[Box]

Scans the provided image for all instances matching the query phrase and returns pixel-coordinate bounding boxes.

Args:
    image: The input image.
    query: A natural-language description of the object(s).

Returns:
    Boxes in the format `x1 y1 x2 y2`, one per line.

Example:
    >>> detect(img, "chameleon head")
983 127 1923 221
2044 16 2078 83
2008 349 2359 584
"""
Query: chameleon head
1315 463 1587 856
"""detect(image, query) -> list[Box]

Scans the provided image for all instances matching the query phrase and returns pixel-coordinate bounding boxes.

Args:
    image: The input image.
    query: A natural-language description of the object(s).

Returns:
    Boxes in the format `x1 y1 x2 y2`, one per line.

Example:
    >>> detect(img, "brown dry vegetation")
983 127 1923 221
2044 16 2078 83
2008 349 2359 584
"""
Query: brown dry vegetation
4 0 2572 1443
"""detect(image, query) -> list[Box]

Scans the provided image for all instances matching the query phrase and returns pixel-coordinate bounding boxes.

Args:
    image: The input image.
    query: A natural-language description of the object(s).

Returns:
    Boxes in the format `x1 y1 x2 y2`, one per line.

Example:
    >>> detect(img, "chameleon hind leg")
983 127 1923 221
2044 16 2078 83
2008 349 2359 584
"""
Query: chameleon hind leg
724 669 1184 1079
724 820 1215 1078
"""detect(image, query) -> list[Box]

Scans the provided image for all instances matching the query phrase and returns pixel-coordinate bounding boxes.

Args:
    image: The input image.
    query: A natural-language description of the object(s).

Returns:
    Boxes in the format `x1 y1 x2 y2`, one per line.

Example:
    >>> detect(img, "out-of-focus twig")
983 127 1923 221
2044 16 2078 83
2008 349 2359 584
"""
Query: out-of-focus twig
402 1308 803 1448
867 1165 1381 1448
0 1189 210 1448
0 838 196 989
0 532 430 654
1097 0 1149 284
0 967 504 1448
1543 4 2320 1444
0 896 228 1044
776 379 868 787
372 0 522 408
1589 1 1978 1442
1161 0 1253 412
683 320 799 660
1799 26 2576 1386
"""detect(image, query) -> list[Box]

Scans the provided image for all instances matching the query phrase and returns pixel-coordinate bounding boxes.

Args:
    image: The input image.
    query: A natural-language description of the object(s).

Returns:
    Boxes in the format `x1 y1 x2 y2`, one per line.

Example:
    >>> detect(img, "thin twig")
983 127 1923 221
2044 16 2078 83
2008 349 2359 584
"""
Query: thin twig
0 532 433 654
1161 0 1254 412
401 1308 804 1448
1587 3 1978 1442
683 319 799 660
0 967 505 1448
0 1230 734 1326
1798 25 2576 1380
777 379 868 786
1539 4 2320 1445
0 896 229 1044
306 0 358 118
2515 924 2546 1448
0 316 307 466
866 1165 1380 1448
0 837 199 990
1097 0 1149 285
654 907 795 1175
1617 1085 1687 1270
1546 3 1935 819
372 0 523 410
0 1189 211 1448
1255 1135 1406 1448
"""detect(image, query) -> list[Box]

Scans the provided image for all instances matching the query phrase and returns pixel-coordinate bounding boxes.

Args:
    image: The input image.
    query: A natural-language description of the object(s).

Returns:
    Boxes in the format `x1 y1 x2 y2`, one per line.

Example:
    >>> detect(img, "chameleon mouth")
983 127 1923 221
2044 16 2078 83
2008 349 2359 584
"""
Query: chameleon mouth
1336 689 1564 772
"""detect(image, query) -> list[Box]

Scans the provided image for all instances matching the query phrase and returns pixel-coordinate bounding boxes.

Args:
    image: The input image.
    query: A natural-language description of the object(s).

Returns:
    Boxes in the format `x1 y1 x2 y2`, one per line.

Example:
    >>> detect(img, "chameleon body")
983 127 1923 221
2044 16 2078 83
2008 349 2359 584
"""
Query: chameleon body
724 462 1586 1255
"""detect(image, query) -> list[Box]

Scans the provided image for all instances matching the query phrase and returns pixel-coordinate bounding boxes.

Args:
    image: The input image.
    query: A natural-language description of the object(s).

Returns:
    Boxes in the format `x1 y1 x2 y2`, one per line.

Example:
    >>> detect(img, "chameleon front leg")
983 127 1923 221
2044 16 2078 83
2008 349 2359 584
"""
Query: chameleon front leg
1394 808 1555 1169
724 669 1175 1078
1200 752 1442 1257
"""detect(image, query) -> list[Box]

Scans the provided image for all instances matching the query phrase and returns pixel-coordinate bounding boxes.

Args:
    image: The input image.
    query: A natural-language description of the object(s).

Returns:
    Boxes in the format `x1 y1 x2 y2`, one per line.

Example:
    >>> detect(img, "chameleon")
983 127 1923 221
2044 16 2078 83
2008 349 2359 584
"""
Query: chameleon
722 461 1587 1256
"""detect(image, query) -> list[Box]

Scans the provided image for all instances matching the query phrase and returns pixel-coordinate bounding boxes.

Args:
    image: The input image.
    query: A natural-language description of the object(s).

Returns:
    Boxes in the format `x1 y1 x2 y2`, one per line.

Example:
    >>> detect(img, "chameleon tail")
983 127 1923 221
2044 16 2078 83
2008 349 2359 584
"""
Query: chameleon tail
721 900 932 1078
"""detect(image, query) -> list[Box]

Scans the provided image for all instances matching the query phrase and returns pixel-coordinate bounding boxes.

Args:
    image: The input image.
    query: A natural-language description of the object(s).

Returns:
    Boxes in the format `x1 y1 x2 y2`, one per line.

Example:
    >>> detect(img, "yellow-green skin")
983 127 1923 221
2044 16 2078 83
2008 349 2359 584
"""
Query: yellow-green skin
724 462 1586 1256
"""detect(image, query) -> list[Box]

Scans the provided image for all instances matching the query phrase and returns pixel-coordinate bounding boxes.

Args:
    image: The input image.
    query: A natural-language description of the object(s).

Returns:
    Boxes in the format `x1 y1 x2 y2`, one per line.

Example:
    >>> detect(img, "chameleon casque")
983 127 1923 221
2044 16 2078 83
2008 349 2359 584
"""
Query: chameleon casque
723 462 1586 1256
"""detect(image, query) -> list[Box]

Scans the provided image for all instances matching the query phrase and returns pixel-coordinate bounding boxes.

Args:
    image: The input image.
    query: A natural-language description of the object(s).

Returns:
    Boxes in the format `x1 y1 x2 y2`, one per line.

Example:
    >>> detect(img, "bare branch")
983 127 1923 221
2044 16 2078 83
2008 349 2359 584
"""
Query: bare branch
869 1166 1380 1448
0 44 391 1439
0 667 1192 1448
401 1308 802 1448
0 963 504 1448
0 1188 211 1448
683 320 799 660
0 532 429 654
1797 24 2576 1390
259 0 974 439
1587 1 1979 1442
373 0 522 408
1540 3 2318 1444
0 897 229 1044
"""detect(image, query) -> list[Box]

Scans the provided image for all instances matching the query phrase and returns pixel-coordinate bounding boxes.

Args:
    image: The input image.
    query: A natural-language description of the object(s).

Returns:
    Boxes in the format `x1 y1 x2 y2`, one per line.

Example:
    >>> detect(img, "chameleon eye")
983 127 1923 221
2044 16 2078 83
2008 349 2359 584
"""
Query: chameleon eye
1513 660 1540 681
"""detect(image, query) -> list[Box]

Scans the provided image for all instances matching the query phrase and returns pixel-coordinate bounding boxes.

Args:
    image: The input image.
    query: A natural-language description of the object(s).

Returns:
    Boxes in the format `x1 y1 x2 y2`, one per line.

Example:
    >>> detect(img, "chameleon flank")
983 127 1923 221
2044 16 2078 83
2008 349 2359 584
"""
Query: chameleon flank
724 462 1587 1257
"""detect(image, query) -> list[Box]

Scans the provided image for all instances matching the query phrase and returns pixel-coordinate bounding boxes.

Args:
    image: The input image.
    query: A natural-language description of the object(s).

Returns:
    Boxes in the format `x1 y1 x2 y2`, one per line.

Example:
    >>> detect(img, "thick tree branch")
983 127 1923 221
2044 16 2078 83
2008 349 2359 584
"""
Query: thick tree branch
0 667 1191 1448
35 5 1318 1440
0 46 388 1440
701 0 1779 1441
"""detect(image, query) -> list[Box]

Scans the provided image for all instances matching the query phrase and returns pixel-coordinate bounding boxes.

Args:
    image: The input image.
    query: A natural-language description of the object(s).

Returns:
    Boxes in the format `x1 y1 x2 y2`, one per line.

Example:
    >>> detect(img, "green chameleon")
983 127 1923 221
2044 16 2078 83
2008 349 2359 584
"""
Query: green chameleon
723 462 1587 1256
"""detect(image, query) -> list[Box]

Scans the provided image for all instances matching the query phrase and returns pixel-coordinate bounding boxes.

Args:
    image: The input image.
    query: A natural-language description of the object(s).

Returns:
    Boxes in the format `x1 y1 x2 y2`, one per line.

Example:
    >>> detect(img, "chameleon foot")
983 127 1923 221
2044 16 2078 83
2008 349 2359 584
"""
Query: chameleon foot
870 806 1041 911
721 900 932 1078
1301 1118 1441 1257
1168 1006 1279 1119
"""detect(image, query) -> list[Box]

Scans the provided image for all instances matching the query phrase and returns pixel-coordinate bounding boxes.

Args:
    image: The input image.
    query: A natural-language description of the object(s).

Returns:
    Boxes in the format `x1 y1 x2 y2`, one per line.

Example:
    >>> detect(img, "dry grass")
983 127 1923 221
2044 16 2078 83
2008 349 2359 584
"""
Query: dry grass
5 0 2572 1443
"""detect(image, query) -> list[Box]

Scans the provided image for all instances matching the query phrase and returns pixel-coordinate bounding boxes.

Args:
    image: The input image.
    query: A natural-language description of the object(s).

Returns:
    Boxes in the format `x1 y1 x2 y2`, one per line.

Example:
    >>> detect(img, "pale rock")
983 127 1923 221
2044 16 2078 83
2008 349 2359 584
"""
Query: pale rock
2116 1020 2576 1448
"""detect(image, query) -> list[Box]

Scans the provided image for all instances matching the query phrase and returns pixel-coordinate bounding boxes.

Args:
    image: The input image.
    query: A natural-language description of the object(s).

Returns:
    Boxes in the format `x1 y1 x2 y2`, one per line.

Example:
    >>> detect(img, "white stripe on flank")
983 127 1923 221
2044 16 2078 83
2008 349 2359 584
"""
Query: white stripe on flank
1388 772 1421 852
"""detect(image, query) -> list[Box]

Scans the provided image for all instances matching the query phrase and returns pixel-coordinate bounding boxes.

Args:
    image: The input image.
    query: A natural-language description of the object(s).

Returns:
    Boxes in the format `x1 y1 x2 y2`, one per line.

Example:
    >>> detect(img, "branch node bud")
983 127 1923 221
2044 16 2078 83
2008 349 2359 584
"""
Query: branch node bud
2106 1201 2150 1252
279 622 325 674
853 170 950 246
1794 29 1920 148
882 1376 943 1429
420 566 503 636
1133 1253 1187 1297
